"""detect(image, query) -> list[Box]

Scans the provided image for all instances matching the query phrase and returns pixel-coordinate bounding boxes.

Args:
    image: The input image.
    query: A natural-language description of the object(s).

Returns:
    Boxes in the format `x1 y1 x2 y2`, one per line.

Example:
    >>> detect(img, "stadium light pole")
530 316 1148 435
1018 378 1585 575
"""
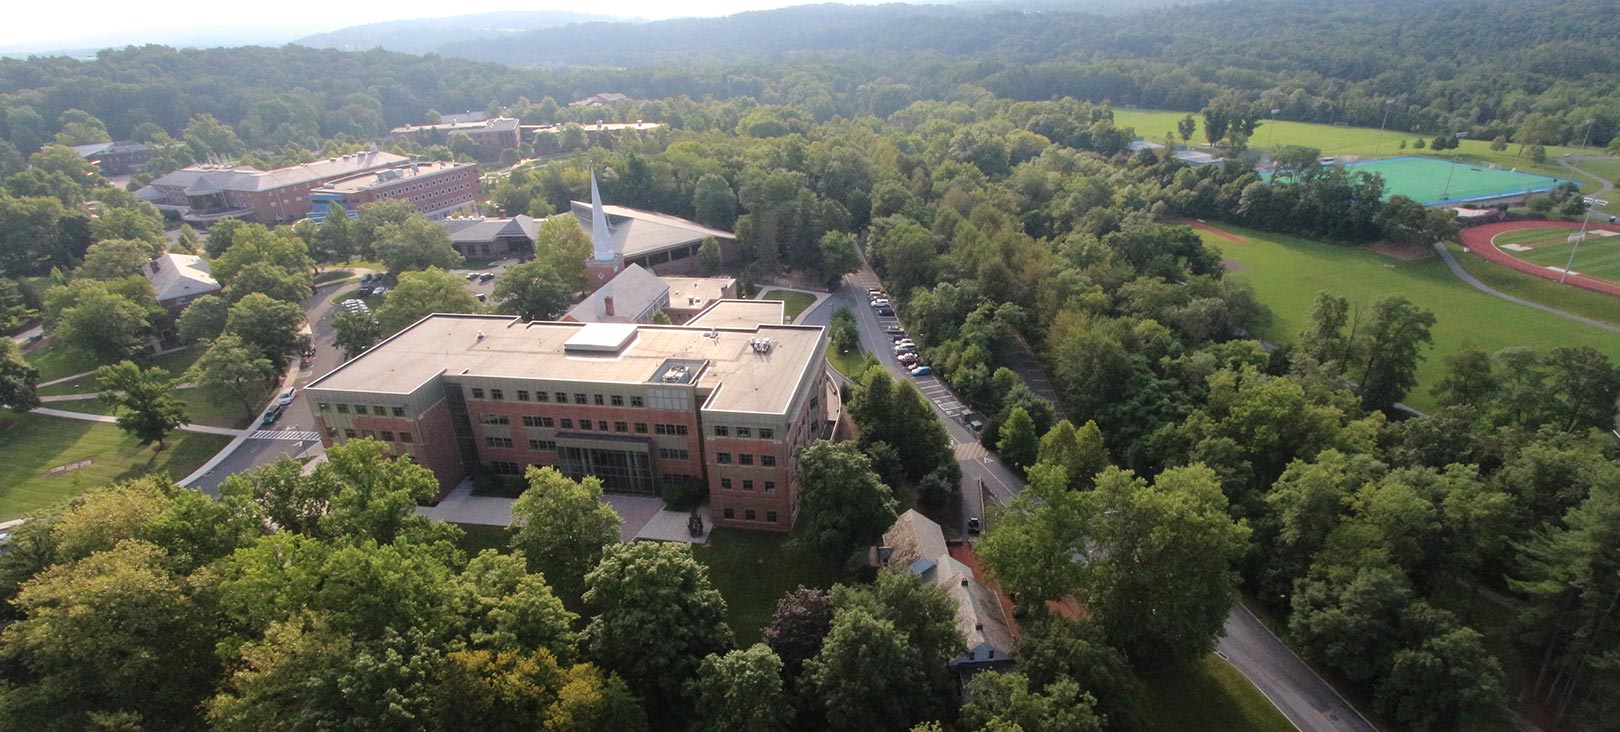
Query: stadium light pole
1580 118 1596 150
1267 108 1281 150
1374 99 1394 157
1562 197 1608 283
1441 154 1460 200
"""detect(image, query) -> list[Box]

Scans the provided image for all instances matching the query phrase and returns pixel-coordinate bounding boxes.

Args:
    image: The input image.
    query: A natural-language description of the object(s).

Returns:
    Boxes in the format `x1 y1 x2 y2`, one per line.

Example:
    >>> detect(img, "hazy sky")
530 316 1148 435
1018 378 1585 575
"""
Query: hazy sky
2 0 843 51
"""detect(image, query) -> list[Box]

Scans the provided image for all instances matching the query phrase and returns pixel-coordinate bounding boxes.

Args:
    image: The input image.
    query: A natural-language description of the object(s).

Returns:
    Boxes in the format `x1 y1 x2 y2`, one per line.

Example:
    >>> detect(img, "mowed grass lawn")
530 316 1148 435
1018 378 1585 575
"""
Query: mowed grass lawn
1113 108 1593 187
693 528 849 646
760 289 817 322
47 380 276 429
1138 654 1297 732
1442 243 1620 328
1205 224 1620 411
34 344 206 396
1493 227 1620 284
825 343 874 378
0 413 230 520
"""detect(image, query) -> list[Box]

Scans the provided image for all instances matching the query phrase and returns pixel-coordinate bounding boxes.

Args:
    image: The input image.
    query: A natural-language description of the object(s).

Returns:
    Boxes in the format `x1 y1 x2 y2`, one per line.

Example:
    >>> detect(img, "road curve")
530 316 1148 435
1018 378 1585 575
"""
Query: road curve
1217 603 1378 732
1432 242 1620 336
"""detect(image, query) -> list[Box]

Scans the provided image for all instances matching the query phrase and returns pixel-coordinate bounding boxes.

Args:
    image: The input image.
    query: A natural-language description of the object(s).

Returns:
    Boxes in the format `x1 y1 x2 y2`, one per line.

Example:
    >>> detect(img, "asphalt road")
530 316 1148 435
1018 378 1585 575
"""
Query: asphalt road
1218 603 1377 732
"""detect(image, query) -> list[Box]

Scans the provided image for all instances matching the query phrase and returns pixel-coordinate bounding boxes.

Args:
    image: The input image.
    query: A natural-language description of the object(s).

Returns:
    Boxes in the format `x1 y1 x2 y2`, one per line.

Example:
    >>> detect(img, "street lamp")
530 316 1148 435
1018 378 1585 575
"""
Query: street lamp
1374 99 1395 157
1580 118 1597 150
1562 197 1608 283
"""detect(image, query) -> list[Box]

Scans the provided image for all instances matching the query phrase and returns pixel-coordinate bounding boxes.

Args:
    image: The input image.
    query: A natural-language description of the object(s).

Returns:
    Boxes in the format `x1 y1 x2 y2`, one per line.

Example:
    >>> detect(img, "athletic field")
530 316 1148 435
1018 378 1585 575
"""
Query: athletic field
1342 157 1568 205
1493 226 1620 284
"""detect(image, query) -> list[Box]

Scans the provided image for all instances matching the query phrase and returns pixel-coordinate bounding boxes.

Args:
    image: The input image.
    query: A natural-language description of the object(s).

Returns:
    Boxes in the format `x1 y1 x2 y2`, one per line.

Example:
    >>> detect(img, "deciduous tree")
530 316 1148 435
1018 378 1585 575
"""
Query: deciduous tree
795 440 898 560
509 467 622 604
97 360 188 449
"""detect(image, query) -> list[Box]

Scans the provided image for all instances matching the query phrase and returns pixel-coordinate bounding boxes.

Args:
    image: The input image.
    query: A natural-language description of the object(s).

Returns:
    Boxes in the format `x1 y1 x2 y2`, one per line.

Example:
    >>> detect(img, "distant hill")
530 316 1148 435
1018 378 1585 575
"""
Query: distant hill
294 10 632 54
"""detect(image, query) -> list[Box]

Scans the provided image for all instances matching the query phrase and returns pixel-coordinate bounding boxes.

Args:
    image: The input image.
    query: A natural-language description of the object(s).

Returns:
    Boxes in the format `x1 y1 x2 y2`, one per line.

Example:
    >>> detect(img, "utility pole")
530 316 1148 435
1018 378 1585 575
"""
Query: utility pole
1374 99 1394 157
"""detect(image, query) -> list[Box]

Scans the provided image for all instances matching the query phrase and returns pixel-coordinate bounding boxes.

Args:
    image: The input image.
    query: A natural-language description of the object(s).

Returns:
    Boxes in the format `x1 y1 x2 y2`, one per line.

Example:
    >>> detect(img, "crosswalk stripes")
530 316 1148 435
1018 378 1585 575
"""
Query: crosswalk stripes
250 430 322 441
954 442 989 461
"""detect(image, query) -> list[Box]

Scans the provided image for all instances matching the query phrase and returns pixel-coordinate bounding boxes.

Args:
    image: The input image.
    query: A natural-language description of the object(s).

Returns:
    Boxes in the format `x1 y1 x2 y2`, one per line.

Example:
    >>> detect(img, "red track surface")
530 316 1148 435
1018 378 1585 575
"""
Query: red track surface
1183 219 1246 242
1456 220 1620 298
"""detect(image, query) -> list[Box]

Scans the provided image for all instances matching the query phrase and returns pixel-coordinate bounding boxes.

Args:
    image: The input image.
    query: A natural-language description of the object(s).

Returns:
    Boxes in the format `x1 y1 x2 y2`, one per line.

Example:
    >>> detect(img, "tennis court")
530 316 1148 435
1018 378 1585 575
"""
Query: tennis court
1344 156 1568 206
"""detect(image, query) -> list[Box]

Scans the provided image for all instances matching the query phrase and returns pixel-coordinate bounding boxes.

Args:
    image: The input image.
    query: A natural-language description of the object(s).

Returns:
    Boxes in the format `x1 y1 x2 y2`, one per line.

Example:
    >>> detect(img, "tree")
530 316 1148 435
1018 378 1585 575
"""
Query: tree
818 231 860 287
0 338 40 412
1290 557 1413 684
225 293 306 368
177 294 229 344
189 333 276 421
452 551 578 659
997 406 1040 470
53 109 110 146
311 203 357 262
1084 466 1250 666
583 541 733 715
495 257 578 321
979 464 1089 609
762 586 834 681
78 238 151 280
544 663 649 732
49 280 155 362
427 647 567 732
374 216 465 273
0 540 221 730
224 261 315 303
829 307 859 356
509 467 622 605
314 438 440 542
353 199 422 257
699 236 724 275
1353 295 1435 412
1014 617 1142 731
795 440 898 560
90 208 164 247
804 605 923 732
1037 419 1111 490
332 307 384 359
960 672 1104 732
1375 609 1506 732
375 267 481 333
689 644 792 732
97 360 188 449
1176 114 1196 144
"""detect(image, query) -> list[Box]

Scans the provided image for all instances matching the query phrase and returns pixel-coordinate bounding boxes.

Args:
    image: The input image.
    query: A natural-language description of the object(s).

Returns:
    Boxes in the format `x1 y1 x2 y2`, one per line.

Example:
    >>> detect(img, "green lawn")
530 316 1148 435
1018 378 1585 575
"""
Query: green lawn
1206 224 1620 411
1114 109 1593 185
24 341 101 383
760 289 817 322
1570 159 1620 216
826 343 874 378
48 379 276 429
1137 654 1297 732
1442 243 1620 327
1494 228 1620 284
692 529 849 646
0 413 231 521
35 345 206 397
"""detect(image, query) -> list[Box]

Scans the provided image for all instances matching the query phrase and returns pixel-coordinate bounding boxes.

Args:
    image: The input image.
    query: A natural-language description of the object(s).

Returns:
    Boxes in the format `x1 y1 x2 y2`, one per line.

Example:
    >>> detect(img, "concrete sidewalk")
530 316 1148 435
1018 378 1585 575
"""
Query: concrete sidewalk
416 481 710 544
30 406 247 437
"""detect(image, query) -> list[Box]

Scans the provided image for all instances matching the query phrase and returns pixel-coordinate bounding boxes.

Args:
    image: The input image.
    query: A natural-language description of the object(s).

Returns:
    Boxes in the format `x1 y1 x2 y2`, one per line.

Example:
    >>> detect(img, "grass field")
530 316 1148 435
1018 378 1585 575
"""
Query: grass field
760 289 818 322
1442 243 1620 328
692 529 848 646
1205 223 1620 411
35 345 206 396
0 413 230 520
1114 108 1595 187
1138 654 1297 732
1492 227 1620 284
48 380 275 429
825 343 874 377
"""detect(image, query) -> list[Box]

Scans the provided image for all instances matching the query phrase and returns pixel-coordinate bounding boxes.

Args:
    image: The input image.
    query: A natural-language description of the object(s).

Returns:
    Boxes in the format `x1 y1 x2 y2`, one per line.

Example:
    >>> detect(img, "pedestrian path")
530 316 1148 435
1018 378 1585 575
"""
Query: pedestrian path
29 406 246 436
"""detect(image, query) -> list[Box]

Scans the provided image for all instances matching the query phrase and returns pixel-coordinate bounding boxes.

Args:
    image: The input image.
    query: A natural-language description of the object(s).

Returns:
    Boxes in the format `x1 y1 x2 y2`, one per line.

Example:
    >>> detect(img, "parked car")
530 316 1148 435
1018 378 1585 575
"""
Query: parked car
276 387 297 406
867 288 883 297
465 272 480 281
898 353 919 366
967 517 981 535
869 298 891 308
260 404 285 427
370 286 388 296
479 272 495 282
884 325 904 335
894 338 915 348
876 306 894 316
361 273 373 282
910 365 933 376
475 292 487 302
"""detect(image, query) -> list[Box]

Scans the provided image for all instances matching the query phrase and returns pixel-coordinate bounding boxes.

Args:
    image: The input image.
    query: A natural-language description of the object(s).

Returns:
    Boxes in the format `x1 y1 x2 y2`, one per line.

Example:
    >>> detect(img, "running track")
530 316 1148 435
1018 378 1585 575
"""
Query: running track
1456 221 1620 298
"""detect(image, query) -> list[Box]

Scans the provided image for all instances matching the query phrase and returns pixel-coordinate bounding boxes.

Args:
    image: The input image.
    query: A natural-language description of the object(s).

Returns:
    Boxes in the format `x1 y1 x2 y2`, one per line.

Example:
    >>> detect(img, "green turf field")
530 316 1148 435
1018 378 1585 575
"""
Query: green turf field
1492 227 1620 284
1344 157 1566 205
1440 243 1620 329
1202 223 1620 411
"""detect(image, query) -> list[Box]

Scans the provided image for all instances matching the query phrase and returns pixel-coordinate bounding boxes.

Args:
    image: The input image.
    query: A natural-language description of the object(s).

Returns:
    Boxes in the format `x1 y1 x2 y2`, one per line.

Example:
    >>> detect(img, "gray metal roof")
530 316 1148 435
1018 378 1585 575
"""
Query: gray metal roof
564 264 669 323
441 215 541 244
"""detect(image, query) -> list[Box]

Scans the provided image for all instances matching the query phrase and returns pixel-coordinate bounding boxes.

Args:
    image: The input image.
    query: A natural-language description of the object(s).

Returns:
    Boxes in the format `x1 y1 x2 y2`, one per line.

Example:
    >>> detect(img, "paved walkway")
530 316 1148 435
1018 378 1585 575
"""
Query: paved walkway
9 325 41 344
1433 242 1620 336
415 480 711 544
29 406 247 436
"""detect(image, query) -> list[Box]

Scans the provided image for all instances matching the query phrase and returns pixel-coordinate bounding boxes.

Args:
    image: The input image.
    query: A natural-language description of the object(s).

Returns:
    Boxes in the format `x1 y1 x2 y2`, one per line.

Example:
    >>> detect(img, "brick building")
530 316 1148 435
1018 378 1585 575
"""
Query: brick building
307 161 479 222
135 150 408 225
305 315 835 532
70 140 150 176
388 117 521 161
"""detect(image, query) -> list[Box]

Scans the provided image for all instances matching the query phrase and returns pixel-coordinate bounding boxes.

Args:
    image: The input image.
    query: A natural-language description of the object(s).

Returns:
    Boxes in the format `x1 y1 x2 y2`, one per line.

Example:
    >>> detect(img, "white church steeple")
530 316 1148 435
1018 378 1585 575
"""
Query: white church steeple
589 170 616 263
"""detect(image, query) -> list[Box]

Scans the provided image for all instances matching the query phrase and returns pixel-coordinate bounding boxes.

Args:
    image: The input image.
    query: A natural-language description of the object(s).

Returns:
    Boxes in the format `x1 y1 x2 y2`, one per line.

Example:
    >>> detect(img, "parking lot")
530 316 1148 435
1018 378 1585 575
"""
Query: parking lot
862 285 973 423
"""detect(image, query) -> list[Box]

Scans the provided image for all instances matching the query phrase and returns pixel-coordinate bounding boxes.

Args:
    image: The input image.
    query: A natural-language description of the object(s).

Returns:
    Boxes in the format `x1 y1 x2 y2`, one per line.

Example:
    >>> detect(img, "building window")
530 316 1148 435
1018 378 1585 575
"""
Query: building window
336 404 349 413
536 391 550 403
659 448 689 460
716 452 732 464
760 428 774 439
479 414 509 425
491 389 504 400
517 390 530 401
372 406 387 416
724 508 735 519
762 455 777 467
530 439 557 451
598 420 608 431
579 420 593 431
392 406 405 417
555 392 567 403
714 425 729 437
611 395 624 406
635 423 648 434
485 436 514 448
766 511 778 523
743 479 754 491
740 454 755 466
593 394 605 406
721 478 732 490
380 431 395 441
400 432 413 443
560 418 574 429
574 393 587 405
615 421 628 433
745 509 756 521
352 404 366 414
317 402 330 411
764 481 776 493
490 461 522 476
630 396 644 408
471 388 485 399
736 427 752 438
344 428 357 438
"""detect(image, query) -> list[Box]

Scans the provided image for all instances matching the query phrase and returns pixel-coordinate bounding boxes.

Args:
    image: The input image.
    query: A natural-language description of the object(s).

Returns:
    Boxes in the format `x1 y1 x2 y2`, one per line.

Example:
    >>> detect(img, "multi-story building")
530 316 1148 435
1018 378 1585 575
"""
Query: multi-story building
388 117 521 161
70 140 150 176
305 315 836 532
307 161 478 222
441 215 540 259
135 150 409 225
